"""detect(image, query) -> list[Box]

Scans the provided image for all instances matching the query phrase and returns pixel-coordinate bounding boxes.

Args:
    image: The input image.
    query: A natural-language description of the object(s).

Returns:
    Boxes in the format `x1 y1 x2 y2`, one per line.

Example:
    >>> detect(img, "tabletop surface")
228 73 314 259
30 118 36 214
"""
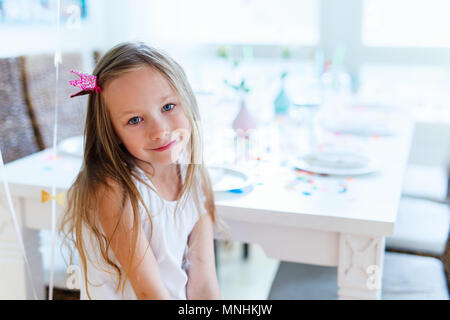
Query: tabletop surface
1 107 414 237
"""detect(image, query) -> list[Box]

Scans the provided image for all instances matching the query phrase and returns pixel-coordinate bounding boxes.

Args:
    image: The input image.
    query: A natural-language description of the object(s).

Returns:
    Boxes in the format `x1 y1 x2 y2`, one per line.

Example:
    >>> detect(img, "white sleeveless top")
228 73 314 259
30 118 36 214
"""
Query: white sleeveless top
79 164 207 300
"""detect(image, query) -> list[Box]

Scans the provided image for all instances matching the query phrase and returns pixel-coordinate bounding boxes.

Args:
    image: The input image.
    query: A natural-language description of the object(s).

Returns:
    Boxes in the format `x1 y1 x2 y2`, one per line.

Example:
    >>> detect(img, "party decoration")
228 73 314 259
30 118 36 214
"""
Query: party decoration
274 72 291 116
69 69 101 98
41 190 66 207
232 98 257 135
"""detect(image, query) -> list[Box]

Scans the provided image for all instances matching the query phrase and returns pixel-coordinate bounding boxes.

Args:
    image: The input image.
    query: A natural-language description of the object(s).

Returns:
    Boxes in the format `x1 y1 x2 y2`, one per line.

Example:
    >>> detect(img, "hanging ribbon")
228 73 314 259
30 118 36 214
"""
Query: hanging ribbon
48 0 62 301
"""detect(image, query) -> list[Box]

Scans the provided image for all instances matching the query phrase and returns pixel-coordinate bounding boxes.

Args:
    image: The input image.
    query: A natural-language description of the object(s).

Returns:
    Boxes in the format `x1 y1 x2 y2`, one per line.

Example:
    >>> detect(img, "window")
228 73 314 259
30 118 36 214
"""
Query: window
363 0 450 47
152 0 319 45
0 0 87 25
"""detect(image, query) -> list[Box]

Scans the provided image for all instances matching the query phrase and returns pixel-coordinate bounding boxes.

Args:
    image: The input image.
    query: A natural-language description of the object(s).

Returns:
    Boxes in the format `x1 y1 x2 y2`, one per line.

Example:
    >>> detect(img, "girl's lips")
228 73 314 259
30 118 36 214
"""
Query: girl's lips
151 140 176 152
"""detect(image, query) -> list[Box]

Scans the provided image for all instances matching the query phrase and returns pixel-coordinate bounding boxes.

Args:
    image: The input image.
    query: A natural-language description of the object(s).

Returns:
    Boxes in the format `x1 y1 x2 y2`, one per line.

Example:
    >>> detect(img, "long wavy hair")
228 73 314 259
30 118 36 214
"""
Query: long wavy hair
60 42 229 299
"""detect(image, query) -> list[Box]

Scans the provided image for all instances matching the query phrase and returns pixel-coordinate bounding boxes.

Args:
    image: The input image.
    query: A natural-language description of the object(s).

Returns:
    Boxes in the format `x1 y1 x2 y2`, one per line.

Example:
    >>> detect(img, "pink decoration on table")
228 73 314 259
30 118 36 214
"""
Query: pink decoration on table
68 69 102 98
232 98 257 137
44 154 60 162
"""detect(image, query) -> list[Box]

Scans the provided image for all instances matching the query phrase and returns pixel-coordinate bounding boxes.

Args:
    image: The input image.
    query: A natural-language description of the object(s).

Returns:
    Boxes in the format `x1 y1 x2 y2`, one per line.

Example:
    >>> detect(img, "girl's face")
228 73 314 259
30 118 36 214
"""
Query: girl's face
103 66 191 168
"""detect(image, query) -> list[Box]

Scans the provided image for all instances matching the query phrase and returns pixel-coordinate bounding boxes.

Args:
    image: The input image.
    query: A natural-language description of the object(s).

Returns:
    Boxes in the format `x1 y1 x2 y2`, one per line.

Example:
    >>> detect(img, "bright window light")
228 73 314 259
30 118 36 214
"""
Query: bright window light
363 0 450 47
153 0 319 45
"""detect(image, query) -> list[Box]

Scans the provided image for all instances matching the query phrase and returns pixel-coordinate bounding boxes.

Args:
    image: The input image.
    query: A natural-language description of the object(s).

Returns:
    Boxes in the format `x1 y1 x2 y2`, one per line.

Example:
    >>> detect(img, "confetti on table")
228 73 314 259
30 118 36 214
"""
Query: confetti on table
294 168 314 175
288 168 357 198
38 151 61 163
45 155 60 162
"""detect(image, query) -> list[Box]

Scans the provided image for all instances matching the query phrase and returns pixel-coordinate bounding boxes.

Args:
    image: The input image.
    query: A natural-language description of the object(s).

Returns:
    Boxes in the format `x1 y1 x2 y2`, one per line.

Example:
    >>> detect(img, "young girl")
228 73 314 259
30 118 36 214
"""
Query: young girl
60 42 228 300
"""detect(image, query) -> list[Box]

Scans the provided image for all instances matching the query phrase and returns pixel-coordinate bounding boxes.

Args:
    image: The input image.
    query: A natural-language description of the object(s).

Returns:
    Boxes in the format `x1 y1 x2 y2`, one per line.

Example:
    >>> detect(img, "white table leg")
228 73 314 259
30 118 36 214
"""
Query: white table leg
337 233 385 300
0 196 45 299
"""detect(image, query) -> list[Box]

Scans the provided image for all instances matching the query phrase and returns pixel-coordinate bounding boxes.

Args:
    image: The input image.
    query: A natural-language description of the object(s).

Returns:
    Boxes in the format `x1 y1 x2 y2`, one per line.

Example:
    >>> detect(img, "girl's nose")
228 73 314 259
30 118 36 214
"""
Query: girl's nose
148 121 171 141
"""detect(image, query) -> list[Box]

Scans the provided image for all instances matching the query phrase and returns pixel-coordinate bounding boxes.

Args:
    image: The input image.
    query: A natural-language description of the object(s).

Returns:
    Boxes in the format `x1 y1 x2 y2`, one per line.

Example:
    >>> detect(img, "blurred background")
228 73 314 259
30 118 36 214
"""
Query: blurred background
1 0 449 164
0 0 449 300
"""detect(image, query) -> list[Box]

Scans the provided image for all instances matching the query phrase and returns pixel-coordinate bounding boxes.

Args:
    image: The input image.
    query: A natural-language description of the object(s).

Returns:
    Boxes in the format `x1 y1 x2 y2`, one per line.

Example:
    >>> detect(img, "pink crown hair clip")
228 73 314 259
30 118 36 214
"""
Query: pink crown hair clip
68 69 102 98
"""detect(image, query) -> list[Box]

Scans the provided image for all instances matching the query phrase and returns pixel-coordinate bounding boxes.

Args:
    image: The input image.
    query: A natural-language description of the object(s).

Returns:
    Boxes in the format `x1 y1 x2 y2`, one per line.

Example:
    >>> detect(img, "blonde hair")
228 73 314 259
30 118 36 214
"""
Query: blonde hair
60 42 230 299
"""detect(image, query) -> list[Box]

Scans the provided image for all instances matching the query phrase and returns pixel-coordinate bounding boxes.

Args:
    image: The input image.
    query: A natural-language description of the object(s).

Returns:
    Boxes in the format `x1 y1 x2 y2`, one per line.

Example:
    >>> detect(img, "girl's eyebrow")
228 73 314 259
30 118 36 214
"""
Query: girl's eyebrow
159 94 176 102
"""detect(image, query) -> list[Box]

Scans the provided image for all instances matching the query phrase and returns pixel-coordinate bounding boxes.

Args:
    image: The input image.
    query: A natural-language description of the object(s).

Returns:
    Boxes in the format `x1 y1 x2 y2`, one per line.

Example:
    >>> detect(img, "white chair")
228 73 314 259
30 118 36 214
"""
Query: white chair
386 197 449 257
402 164 448 204
402 120 450 204
268 252 449 300
385 197 450 292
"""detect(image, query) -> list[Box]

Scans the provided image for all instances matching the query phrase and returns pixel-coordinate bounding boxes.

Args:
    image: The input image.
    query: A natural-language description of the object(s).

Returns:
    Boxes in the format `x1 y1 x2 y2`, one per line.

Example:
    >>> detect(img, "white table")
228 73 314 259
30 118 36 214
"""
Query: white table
0 114 413 299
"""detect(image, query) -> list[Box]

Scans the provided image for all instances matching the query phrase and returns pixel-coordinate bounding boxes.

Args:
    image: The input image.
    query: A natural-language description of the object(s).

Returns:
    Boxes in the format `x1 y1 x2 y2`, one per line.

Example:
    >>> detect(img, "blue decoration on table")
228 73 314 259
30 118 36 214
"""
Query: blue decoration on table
274 72 291 115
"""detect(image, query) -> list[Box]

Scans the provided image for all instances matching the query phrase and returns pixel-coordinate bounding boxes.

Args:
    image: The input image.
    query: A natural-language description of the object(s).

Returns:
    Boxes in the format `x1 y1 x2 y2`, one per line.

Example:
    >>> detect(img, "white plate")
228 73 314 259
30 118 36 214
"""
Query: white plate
319 110 396 137
207 166 253 192
57 135 84 157
322 119 395 136
324 123 395 136
293 151 379 176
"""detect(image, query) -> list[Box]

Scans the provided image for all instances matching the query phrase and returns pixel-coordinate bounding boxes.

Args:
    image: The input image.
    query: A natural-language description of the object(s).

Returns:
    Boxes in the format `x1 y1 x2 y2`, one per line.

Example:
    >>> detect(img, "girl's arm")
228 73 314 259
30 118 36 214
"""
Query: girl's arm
97 178 171 300
185 198 221 299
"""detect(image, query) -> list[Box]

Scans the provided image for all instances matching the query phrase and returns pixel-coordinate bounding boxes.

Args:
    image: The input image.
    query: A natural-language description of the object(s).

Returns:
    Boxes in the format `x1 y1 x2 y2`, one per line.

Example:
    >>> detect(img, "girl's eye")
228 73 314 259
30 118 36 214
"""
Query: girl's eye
128 116 143 125
162 103 175 112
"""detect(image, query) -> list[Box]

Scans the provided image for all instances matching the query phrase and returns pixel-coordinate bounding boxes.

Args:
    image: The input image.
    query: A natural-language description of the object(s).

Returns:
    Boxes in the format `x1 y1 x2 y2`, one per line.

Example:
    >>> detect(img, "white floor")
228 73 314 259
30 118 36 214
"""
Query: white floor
215 240 280 300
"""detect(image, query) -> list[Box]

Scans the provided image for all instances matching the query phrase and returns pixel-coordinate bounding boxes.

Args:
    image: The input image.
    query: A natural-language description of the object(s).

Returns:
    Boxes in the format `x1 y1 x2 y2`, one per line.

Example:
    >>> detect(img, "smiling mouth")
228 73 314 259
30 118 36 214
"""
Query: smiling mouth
151 140 176 152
